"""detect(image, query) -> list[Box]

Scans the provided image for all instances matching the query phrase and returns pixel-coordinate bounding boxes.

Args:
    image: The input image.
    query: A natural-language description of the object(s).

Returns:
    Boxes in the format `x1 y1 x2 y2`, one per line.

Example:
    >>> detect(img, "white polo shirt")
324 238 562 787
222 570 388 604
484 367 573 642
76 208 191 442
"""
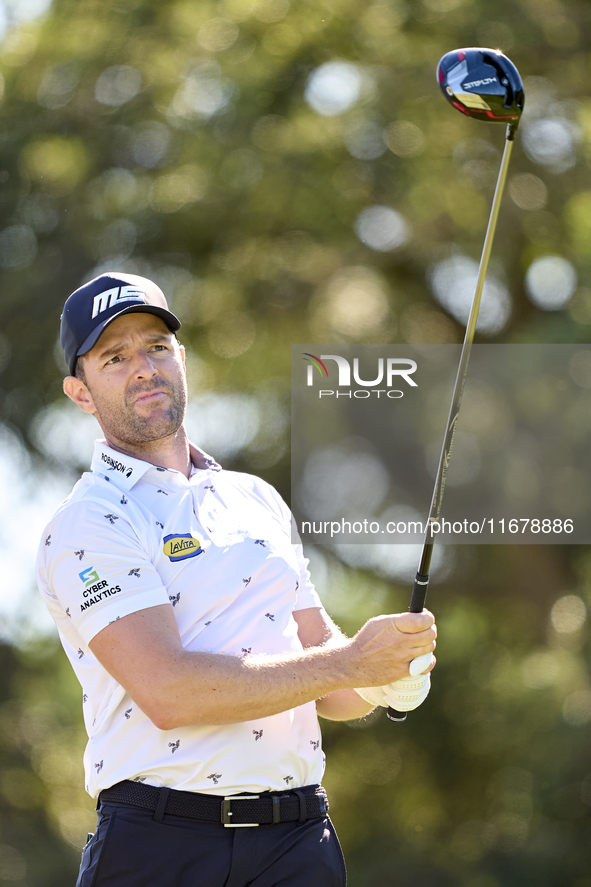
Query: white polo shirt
36 440 325 799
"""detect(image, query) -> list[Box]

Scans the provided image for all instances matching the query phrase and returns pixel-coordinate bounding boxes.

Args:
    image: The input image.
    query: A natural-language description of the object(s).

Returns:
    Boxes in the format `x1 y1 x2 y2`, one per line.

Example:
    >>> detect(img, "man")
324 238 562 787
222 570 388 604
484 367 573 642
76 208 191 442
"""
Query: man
36 272 437 887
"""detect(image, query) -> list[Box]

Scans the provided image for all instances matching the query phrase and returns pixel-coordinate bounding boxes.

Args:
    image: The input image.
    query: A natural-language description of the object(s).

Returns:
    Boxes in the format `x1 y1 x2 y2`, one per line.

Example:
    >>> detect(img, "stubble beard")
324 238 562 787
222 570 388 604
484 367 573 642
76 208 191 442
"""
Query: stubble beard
93 376 188 446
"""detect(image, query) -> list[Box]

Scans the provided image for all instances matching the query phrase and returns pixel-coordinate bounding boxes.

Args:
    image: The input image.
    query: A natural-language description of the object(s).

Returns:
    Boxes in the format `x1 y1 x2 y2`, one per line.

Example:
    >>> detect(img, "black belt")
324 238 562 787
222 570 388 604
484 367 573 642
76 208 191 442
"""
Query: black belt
99 780 329 827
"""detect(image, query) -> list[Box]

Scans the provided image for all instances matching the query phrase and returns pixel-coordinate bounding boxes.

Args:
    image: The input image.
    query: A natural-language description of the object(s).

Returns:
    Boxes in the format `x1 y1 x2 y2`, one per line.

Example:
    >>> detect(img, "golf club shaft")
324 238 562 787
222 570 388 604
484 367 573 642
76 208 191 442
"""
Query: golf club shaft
387 125 515 722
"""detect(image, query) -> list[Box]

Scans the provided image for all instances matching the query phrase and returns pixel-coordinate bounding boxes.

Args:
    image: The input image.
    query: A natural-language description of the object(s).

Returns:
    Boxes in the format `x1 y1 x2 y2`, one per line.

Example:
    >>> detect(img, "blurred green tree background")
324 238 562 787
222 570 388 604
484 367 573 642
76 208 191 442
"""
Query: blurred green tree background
0 0 591 884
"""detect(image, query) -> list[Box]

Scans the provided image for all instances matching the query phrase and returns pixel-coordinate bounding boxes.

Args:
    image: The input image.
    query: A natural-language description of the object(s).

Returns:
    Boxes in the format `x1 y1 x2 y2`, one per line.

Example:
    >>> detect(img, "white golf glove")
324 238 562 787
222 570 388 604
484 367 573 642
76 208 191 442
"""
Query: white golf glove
355 653 434 713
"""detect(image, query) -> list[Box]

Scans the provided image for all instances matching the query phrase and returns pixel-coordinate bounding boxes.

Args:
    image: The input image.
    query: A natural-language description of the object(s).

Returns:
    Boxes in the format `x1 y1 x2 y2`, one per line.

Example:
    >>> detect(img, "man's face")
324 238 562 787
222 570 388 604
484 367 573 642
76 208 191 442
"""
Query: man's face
72 312 187 446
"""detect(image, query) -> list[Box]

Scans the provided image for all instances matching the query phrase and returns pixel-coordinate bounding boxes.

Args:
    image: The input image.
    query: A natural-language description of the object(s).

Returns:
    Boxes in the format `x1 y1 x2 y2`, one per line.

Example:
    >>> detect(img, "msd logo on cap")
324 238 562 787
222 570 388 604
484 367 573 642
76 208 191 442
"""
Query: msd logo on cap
91 285 147 319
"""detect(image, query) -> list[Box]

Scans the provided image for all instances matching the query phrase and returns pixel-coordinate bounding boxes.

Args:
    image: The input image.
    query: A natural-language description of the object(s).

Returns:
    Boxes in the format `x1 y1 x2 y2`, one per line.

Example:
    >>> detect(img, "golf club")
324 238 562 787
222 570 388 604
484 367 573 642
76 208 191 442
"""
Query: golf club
387 48 524 722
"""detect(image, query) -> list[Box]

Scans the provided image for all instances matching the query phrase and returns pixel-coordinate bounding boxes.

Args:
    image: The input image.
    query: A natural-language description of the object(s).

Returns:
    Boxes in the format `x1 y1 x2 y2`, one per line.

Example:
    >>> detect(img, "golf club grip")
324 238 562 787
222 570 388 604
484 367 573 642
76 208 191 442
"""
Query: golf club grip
409 572 430 614
386 572 431 722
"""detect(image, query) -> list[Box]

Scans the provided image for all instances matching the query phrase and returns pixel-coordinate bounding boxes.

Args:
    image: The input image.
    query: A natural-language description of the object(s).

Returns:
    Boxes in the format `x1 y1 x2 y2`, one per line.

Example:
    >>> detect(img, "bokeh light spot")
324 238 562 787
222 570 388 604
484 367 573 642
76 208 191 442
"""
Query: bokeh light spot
550 595 586 633
170 64 234 121
324 267 390 337
37 63 80 109
132 122 170 169
525 255 577 311
521 650 560 689
304 61 363 117
563 690 591 726
354 206 411 252
385 121 425 157
251 0 290 23
149 166 207 213
95 65 141 107
21 135 88 195
509 173 547 211
343 120 386 160
431 255 511 335
198 18 239 52
522 118 579 171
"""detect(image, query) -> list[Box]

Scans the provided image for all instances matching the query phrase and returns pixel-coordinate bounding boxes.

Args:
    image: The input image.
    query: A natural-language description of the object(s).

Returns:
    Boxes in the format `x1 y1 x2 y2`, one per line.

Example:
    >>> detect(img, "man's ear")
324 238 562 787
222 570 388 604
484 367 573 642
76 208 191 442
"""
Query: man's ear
63 376 97 415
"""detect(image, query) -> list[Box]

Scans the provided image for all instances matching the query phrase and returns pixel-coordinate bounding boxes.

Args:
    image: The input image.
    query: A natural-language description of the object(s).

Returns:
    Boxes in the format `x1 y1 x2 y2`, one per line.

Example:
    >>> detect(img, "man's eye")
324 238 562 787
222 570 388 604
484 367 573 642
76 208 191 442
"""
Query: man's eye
150 344 167 352
106 355 121 365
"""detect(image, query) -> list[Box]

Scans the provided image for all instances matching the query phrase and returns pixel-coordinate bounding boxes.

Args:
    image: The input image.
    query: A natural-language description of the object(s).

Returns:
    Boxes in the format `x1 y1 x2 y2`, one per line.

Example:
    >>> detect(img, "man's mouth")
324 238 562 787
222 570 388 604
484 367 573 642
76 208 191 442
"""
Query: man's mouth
133 389 170 404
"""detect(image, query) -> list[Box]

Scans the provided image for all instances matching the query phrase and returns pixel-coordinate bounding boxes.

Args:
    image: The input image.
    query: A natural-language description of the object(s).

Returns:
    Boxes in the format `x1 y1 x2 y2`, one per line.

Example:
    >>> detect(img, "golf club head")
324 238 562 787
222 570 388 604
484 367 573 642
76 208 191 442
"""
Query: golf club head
437 48 524 131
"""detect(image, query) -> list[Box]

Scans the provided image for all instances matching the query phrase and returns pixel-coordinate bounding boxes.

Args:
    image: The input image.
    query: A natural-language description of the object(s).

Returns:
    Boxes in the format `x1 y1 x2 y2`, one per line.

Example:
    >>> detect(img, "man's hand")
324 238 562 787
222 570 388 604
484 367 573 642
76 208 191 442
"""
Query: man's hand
355 652 435 712
295 607 437 721
344 610 437 688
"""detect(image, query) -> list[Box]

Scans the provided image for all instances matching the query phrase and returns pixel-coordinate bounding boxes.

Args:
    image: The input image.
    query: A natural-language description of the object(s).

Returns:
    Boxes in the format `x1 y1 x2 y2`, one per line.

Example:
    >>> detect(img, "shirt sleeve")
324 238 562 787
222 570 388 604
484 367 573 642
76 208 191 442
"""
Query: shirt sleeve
293 543 323 611
37 497 170 646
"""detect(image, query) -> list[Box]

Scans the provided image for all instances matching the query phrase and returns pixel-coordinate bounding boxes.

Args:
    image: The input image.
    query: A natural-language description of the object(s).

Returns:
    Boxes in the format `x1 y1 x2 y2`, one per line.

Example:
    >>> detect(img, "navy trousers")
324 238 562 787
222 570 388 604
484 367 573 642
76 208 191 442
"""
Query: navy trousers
77 801 347 886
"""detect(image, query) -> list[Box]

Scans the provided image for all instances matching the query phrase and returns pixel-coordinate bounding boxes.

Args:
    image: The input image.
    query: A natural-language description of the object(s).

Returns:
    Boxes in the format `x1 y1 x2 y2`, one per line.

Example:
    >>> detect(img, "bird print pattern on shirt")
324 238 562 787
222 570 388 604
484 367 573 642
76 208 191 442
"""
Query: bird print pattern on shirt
94 761 103 774
75 550 85 560
120 495 128 505
49 453 318 795
45 535 51 546
310 740 320 751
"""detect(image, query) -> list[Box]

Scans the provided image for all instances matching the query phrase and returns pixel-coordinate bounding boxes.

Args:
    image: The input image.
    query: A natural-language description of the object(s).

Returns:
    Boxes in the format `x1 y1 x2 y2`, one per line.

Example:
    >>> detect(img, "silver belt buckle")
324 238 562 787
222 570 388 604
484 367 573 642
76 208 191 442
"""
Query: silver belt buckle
222 794 260 827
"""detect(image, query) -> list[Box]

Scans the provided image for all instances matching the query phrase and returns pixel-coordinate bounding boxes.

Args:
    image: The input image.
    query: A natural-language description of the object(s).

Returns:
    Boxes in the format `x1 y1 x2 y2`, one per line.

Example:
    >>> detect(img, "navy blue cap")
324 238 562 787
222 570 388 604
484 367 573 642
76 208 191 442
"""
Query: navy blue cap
60 272 181 376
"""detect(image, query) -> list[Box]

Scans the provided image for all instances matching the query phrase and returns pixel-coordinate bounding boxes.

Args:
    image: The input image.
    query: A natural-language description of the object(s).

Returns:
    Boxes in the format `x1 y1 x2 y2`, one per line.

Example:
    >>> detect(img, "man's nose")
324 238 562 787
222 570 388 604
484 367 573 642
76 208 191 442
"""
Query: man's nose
132 351 158 378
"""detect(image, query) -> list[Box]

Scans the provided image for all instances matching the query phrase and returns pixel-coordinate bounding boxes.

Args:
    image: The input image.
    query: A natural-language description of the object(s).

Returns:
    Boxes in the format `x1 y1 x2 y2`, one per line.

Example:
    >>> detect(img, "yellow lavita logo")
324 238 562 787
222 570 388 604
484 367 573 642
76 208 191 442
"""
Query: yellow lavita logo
163 534 203 561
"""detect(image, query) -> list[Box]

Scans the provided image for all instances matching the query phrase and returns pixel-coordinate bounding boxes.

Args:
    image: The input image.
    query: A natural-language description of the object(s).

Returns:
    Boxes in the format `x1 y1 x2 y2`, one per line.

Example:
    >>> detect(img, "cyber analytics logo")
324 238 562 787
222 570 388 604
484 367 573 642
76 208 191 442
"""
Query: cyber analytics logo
302 352 418 399
79 567 100 587
78 566 122 608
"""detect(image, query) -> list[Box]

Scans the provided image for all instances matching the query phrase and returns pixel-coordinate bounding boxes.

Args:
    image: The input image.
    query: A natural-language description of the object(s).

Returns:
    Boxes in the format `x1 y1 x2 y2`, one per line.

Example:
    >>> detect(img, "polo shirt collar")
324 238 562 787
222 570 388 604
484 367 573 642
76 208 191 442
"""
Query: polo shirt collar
90 440 222 491
189 443 221 474
91 441 152 490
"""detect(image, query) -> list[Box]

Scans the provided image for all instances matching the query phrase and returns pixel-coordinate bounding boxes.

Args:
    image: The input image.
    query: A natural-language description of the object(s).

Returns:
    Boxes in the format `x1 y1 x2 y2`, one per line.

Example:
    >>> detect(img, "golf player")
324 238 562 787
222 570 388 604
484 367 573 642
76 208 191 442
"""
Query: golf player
36 272 437 887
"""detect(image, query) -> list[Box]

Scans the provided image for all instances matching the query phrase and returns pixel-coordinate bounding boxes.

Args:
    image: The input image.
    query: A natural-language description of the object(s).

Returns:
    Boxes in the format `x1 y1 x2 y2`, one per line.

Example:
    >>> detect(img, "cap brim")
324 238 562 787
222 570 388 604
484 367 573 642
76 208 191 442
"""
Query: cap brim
72 304 181 374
